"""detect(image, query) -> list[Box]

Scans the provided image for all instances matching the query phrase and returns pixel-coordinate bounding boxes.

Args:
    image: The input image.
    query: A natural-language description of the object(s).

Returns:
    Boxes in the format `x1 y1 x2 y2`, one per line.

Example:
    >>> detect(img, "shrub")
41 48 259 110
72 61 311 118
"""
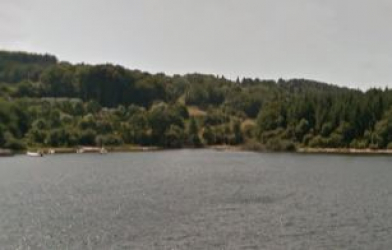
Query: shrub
266 138 296 151
350 139 369 149
242 140 265 151
302 133 313 146
4 138 26 150
95 134 123 146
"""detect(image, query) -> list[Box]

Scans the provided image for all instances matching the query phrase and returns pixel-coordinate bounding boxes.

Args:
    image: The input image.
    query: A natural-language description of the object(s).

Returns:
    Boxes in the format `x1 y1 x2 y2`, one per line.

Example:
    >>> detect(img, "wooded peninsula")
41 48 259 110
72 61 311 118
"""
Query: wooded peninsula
1 50 392 153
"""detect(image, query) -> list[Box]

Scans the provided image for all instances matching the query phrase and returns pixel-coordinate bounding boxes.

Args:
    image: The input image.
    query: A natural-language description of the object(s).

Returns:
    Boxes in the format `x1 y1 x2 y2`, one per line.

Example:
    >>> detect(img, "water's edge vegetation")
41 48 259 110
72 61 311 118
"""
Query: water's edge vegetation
1 50 392 154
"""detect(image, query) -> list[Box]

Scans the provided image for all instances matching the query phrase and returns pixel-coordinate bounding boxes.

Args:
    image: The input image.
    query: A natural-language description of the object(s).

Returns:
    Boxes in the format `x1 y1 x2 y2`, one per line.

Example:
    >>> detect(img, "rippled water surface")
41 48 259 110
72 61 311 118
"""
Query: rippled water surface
1 150 392 249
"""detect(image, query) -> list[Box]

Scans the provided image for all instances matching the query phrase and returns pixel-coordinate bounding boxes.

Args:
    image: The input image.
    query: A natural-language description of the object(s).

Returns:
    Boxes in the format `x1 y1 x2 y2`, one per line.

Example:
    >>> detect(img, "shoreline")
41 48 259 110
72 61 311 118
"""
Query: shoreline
297 147 392 155
39 146 162 154
4 145 392 156
0 149 13 157
4 145 243 156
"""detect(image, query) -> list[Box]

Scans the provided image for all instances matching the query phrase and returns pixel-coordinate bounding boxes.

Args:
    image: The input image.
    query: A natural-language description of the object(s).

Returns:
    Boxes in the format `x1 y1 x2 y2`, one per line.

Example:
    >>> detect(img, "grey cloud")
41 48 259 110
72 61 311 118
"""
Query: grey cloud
0 0 391 89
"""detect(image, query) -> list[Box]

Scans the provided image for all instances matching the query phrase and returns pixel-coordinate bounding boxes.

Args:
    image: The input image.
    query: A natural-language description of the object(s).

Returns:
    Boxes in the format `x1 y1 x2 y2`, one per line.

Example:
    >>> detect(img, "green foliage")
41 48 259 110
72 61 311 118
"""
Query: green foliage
256 102 285 134
147 103 185 146
266 138 296 151
95 134 123 146
77 64 134 107
295 118 310 142
0 126 5 147
224 91 263 118
204 109 230 126
40 64 76 97
320 122 333 137
78 129 96 145
350 139 369 149
373 108 392 148
0 51 57 83
187 117 202 147
202 125 215 145
3 132 26 150
232 120 243 145
4 50 392 151
45 129 72 147
184 74 225 107
164 125 185 148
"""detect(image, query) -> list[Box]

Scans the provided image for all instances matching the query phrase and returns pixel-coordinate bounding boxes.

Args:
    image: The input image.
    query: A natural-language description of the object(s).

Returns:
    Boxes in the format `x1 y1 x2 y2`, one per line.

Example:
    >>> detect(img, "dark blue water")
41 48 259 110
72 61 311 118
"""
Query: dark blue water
1 150 392 249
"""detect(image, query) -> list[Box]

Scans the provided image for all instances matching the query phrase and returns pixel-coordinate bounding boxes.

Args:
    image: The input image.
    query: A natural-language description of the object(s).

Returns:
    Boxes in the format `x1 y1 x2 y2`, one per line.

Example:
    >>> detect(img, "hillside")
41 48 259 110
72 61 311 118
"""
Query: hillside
0 50 392 151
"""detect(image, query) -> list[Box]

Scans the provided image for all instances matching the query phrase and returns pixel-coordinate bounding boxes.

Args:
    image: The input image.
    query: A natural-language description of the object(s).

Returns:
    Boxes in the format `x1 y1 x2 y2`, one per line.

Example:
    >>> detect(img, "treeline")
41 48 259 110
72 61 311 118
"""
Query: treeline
0 51 57 84
1 50 392 151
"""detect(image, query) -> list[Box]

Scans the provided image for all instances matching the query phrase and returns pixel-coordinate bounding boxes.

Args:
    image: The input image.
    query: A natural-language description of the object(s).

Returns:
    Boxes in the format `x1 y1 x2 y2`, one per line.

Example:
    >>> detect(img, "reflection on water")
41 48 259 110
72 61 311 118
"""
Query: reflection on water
0 150 392 249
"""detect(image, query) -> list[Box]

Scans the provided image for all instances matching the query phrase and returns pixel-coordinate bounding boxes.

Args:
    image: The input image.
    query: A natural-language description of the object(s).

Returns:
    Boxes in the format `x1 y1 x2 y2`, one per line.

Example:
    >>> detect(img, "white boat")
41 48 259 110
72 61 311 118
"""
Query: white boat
100 147 108 154
27 151 43 157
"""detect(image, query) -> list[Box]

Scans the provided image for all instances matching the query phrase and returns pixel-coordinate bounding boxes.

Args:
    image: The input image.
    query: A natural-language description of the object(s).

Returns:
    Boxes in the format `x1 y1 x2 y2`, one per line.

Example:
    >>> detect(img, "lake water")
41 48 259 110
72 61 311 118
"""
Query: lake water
1 150 392 249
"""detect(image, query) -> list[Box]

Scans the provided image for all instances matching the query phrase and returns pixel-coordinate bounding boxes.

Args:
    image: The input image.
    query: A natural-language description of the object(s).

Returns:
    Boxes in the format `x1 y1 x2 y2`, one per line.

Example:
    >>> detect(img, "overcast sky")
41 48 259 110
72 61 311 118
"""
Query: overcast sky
1 0 392 89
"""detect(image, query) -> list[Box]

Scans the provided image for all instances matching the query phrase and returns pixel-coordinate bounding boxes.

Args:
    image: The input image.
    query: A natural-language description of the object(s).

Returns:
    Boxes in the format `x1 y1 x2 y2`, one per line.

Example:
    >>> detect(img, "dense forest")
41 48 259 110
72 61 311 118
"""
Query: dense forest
1 50 392 152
